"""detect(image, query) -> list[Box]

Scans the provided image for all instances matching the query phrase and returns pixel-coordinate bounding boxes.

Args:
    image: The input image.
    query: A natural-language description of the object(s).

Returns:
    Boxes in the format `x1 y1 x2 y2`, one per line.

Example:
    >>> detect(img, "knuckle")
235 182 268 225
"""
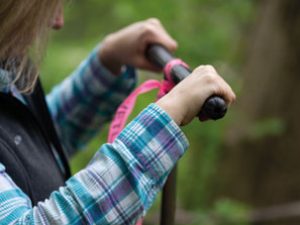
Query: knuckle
147 18 161 25
203 72 217 83
142 18 162 35
193 65 223 87
204 64 214 70
194 65 216 75
231 92 237 102
200 65 216 74
142 23 155 35
193 65 206 73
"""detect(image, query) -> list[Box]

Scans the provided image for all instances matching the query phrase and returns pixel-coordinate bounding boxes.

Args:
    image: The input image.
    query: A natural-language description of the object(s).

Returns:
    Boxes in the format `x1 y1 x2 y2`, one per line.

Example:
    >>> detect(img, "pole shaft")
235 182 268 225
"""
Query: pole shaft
160 166 177 225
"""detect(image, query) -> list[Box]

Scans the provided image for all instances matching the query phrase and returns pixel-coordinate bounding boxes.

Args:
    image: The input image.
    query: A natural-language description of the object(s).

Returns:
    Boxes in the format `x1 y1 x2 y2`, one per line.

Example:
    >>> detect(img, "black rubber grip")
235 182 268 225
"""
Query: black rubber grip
146 44 227 121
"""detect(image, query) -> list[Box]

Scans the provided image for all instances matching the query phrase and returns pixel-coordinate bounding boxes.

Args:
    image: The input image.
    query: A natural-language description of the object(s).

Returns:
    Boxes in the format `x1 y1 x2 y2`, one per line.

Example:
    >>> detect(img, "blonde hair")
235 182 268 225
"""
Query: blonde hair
0 0 62 92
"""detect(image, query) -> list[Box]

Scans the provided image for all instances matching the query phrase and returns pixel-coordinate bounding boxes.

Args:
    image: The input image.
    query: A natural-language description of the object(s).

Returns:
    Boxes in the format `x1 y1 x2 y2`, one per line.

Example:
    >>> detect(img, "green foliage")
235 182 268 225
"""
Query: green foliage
248 117 286 140
195 199 250 225
40 0 255 224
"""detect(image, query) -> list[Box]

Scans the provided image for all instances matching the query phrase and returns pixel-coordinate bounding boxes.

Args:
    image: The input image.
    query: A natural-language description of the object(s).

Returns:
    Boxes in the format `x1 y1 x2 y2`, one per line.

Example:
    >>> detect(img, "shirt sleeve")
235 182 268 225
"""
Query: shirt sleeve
46 46 137 157
0 104 189 225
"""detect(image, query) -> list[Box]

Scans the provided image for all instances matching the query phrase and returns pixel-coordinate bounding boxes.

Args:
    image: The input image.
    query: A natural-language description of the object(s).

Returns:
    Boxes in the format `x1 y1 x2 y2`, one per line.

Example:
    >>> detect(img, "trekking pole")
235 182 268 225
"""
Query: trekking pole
146 44 227 225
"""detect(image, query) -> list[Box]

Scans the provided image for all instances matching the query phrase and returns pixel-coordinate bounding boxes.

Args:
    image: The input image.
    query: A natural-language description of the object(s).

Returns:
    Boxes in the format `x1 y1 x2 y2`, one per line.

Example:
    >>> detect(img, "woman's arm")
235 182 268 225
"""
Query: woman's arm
0 104 189 225
1 51 235 224
46 18 178 157
46 46 136 157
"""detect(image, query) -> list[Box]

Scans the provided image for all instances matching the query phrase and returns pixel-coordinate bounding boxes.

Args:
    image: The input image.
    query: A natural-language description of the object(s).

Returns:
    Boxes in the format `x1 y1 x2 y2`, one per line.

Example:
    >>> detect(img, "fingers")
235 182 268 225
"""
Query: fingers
100 18 178 73
139 18 178 72
142 18 178 53
132 56 162 72
136 18 178 72
157 64 236 126
193 65 236 106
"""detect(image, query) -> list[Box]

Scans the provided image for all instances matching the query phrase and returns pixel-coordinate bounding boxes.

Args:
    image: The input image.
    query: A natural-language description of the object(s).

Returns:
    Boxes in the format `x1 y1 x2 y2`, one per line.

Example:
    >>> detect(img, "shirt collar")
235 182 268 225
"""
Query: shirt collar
0 68 13 93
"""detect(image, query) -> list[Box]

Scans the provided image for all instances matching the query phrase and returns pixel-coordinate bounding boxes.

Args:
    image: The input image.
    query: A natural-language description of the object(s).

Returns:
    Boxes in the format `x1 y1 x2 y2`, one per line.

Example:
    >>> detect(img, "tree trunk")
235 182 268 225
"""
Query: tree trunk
216 0 300 216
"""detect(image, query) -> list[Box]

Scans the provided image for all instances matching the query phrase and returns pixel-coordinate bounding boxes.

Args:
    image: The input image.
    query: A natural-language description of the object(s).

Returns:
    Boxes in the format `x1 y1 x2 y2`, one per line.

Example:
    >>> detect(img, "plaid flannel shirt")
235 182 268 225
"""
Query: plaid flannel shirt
0 47 189 224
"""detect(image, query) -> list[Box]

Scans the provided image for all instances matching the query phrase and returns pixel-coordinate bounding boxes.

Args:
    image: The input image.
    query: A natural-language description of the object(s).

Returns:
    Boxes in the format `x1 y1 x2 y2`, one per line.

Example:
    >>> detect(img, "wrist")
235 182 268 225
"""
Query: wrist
99 37 123 75
156 95 185 126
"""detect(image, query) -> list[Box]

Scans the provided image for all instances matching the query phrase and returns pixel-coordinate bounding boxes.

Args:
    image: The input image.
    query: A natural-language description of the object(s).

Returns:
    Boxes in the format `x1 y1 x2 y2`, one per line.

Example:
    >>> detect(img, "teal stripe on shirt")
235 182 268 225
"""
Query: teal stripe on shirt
0 45 189 225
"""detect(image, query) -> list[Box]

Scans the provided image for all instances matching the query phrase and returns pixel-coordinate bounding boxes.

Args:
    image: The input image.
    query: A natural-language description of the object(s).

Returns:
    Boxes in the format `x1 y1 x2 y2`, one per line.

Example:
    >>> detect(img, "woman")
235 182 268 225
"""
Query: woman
0 1 235 224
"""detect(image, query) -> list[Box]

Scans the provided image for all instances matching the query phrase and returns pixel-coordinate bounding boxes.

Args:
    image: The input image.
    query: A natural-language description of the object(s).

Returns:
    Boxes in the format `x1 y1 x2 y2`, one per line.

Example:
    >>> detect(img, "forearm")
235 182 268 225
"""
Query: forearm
46 46 136 156
0 104 188 225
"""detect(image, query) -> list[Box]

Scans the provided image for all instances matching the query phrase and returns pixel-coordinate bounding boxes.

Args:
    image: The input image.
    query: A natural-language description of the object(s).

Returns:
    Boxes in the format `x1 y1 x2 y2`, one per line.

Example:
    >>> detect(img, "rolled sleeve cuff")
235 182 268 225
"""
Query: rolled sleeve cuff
114 103 189 179
84 45 137 97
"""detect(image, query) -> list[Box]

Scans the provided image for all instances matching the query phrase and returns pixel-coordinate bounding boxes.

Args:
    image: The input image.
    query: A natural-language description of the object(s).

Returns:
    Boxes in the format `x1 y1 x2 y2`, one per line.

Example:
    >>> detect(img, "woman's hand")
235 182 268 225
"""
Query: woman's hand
157 65 236 126
99 18 177 74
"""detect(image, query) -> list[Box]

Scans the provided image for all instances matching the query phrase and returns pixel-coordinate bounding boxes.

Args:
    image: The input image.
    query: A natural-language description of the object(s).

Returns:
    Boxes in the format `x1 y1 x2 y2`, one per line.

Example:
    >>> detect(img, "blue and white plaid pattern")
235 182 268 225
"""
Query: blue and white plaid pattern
47 47 137 156
0 47 189 224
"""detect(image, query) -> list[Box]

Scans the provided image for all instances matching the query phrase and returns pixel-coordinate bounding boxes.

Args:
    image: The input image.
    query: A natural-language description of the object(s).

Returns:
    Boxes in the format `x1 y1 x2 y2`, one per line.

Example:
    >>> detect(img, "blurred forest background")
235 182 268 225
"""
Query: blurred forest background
41 0 300 224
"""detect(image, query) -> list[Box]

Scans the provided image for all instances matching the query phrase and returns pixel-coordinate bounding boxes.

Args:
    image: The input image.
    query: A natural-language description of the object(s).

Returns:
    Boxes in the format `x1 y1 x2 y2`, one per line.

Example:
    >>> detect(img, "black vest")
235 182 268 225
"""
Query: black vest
0 81 71 205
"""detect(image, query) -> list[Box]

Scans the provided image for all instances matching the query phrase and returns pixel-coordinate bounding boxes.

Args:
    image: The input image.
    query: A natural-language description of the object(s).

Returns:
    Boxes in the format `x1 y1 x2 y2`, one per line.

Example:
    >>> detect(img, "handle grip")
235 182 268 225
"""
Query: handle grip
146 44 227 121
